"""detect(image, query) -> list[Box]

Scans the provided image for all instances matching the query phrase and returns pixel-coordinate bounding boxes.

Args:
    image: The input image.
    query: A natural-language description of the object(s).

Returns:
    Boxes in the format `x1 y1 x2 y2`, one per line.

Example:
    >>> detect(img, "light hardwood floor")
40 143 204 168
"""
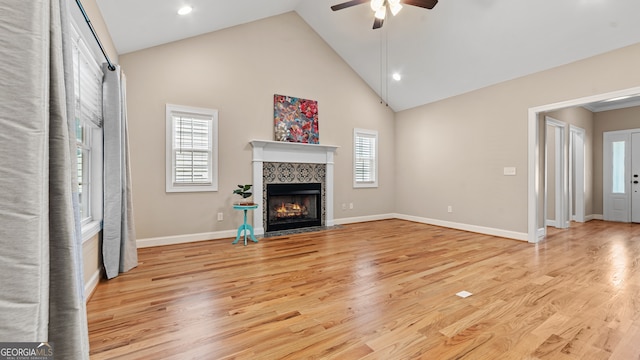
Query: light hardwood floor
87 219 640 359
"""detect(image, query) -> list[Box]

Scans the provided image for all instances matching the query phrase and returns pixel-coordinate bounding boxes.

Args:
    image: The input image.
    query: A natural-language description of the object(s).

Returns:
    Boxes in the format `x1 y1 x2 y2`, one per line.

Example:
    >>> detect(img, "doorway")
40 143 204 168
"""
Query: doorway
570 125 586 223
545 117 568 229
544 118 586 230
527 86 640 243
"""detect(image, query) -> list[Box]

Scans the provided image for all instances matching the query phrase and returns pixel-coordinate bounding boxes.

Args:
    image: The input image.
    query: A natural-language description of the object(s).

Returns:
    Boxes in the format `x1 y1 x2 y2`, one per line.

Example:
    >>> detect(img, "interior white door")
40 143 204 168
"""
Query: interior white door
545 117 568 228
631 132 640 223
603 132 631 222
570 126 585 222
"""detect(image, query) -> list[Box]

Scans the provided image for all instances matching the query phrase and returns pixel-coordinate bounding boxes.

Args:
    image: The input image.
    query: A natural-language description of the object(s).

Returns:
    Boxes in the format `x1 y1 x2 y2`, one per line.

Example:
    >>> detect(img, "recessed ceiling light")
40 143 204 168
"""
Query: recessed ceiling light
178 6 192 15
392 73 402 81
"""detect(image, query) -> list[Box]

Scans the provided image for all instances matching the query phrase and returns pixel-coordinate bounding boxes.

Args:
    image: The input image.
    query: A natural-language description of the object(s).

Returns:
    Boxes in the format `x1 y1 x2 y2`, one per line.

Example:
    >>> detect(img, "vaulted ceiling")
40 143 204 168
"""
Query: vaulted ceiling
95 0 640 111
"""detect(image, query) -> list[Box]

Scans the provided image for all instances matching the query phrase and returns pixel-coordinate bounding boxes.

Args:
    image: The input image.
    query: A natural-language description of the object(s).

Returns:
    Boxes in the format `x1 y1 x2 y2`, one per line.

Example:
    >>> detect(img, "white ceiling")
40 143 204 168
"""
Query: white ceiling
95 0 640 111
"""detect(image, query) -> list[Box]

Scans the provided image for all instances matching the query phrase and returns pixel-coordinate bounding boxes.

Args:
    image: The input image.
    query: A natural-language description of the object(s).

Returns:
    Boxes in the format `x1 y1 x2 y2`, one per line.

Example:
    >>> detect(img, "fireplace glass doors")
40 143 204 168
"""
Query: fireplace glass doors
266 183 321 232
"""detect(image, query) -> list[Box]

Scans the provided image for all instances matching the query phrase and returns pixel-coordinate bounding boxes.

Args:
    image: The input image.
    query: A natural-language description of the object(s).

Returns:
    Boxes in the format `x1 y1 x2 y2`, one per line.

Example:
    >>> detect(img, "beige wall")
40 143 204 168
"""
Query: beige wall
82 233 101 296
545 106 595 220
395 42 640 234
593 106 640 214
119 12 396 239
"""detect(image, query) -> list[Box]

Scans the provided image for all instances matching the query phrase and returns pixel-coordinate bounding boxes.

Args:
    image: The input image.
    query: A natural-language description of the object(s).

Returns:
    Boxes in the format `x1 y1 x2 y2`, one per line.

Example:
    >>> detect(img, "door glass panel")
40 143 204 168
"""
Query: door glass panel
612 141 625 194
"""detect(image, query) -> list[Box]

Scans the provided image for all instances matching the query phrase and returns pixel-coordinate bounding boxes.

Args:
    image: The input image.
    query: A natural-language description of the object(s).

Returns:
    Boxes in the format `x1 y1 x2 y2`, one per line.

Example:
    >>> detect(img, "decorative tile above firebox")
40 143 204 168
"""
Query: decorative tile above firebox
264 163 326 184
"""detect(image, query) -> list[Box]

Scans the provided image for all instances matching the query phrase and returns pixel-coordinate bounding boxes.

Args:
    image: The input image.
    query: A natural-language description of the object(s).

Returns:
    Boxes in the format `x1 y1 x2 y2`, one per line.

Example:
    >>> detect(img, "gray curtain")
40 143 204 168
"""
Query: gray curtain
0 0 89 358
103 65 138 279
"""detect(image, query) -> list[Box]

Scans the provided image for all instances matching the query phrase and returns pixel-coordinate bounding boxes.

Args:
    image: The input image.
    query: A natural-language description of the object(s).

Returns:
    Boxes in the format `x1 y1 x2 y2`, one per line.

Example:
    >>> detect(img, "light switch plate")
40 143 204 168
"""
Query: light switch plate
503 167 516 176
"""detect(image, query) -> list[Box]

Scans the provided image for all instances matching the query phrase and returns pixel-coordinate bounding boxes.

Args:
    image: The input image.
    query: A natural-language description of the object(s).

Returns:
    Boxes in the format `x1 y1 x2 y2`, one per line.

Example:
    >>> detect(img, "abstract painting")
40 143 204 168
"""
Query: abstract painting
274 94 319 144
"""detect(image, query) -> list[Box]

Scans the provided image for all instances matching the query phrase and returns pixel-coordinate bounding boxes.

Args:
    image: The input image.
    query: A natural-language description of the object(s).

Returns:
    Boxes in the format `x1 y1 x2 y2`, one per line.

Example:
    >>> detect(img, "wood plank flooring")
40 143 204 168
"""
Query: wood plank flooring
87 219 640 359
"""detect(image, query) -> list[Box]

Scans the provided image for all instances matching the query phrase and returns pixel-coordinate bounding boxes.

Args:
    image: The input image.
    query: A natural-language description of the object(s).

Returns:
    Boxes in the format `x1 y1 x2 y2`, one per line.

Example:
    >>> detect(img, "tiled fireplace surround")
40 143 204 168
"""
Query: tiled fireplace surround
250 140 338 235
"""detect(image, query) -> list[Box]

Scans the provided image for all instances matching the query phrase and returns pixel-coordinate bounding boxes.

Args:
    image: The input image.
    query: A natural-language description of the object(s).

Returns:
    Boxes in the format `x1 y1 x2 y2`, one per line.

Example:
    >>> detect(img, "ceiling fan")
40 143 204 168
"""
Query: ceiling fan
331 0 438 29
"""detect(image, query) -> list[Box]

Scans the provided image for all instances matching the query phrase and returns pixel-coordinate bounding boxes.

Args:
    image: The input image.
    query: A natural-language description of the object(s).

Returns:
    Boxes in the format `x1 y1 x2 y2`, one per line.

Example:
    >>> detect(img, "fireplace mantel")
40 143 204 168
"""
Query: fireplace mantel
250 140 339 235
250 140 338 164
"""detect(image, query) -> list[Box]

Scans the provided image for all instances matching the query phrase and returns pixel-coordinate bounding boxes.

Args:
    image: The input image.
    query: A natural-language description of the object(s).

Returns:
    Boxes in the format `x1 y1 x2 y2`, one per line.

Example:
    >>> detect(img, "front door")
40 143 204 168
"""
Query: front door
603 131 631 222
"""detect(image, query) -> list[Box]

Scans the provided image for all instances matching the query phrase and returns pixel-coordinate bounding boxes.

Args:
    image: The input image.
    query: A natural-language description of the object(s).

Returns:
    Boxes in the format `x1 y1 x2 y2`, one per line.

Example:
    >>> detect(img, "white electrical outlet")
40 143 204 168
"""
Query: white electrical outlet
217 212 224 221
349 202 354 209
447 206 453 213
342 203 347 210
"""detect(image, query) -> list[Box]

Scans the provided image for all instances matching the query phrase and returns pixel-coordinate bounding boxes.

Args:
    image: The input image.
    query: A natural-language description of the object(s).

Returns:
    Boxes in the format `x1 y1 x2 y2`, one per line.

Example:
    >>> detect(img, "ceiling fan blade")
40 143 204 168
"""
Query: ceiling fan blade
331 0 369 11
402 0 438 10
373 17 384 29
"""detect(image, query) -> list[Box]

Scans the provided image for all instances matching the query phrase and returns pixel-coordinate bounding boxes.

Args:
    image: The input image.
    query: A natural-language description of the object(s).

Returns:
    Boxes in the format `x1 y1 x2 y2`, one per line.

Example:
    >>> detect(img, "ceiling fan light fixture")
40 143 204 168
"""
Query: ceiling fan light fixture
370 0 384 12
374 5 387 19
389 2 402 16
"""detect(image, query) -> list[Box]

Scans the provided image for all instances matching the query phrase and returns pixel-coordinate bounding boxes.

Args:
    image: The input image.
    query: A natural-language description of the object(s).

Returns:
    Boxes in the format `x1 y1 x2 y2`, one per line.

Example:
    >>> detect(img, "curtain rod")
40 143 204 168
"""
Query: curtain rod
75 0 116 71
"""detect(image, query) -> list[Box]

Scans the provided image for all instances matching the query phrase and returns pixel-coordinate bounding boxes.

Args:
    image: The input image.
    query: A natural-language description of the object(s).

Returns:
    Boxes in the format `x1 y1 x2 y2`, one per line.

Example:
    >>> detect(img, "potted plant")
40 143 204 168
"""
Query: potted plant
233 184 254 205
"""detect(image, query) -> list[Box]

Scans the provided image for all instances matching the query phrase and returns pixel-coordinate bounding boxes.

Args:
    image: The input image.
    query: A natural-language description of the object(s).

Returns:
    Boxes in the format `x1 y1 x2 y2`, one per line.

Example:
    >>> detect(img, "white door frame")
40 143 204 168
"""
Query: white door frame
527 86 640 243
545 117 568 229
570 125 586 222
631 132 640 223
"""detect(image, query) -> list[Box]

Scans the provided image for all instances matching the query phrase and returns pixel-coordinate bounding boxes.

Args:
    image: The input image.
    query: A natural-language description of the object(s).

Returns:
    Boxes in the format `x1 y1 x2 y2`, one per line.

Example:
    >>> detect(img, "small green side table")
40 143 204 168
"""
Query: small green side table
232 204 259 246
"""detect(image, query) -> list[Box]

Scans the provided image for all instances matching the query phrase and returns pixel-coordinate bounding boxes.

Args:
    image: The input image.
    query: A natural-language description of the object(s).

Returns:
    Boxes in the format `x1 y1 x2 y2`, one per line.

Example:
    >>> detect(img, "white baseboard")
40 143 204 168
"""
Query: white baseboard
549 215 602 224
137 217 394 248
585 214 603 221
137 213 527 248
333 213 395 225
84 269 101 303
394 213 529 242
137 229 237 248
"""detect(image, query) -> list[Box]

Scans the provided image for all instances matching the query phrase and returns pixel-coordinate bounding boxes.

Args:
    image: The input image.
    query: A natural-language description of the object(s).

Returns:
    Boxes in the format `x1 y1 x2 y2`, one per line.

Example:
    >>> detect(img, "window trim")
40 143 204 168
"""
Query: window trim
353 128 378 188
166 104 219 193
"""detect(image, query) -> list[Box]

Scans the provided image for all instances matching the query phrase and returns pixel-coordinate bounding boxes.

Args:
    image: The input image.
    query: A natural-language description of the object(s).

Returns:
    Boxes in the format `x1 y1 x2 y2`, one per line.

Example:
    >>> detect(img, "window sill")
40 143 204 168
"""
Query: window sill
166 185 218 193
353 183 378 189
82 220 102 244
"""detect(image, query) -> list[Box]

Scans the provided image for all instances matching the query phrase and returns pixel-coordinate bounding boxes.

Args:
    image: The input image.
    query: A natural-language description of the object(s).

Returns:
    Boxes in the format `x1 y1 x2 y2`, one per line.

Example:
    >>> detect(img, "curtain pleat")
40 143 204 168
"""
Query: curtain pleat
103 65 138 279
0 0 51 341
0 0 89 358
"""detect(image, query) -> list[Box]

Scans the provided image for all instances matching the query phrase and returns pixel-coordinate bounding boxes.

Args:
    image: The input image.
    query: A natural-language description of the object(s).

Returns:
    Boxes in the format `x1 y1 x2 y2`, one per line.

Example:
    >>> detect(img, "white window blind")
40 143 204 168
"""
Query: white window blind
354 128 378 188
71 25 104 225
72 29 103 128
174 114 211 184
166 105 218 192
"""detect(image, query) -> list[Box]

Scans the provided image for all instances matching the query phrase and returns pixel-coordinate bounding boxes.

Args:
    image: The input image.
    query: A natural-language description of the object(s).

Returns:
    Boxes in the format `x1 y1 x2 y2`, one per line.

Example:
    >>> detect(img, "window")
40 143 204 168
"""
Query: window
71 25 104 233
76 121 91 222
612 141 625 194
166 104 218 192
353 128 378 188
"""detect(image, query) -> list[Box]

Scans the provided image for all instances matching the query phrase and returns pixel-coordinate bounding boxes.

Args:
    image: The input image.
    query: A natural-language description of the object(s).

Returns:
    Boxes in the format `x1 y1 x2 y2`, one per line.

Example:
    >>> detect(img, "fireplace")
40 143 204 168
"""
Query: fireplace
266 183 321 232
251 140 338 235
